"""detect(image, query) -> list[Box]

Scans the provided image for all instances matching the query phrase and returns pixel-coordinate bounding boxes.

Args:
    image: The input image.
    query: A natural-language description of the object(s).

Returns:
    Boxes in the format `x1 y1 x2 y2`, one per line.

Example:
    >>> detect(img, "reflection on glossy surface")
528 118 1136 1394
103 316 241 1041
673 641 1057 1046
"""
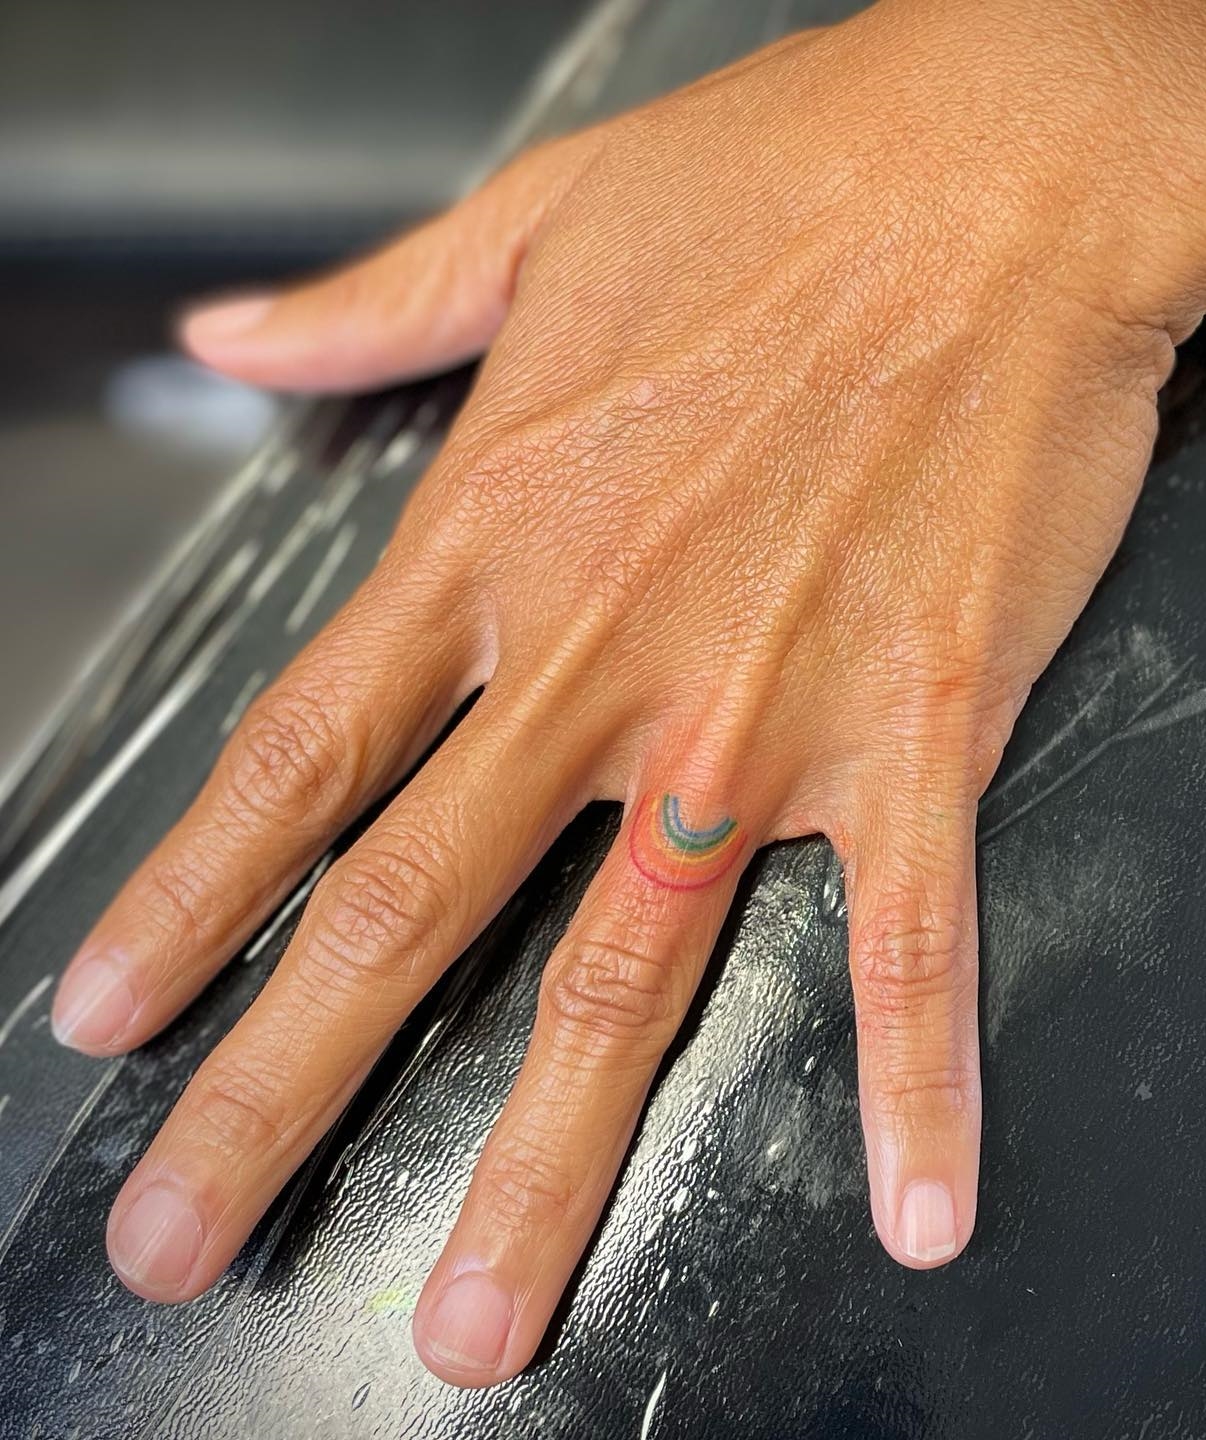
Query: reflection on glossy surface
0 1 1204 1435
0 0 597 790
0 343 1204 1433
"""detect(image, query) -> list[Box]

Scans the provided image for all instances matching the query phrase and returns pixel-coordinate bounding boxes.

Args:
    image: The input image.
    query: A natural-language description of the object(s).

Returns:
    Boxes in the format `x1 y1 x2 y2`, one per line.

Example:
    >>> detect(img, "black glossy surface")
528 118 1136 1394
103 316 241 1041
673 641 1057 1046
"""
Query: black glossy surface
0 0 595 784
0 0 596 255
1 348 1205 1435
2 1 1206 1435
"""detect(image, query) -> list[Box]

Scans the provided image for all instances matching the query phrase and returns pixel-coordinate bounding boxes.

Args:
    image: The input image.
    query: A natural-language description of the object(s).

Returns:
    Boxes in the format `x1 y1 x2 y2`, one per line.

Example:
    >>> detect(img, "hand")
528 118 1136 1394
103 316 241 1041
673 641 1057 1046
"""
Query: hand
51 0 1206 1387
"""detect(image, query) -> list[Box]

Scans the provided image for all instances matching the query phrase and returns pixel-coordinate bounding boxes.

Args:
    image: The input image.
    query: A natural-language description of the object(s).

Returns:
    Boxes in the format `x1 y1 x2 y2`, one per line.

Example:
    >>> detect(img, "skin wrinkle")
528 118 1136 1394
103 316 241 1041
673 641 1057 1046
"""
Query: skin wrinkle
499 256 987 699
49 0 1206 1388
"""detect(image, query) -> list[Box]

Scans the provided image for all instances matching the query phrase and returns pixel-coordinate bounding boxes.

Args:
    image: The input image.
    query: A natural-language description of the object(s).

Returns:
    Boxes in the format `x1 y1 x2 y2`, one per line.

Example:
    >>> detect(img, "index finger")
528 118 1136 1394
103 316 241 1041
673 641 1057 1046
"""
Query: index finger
51 558 473 1055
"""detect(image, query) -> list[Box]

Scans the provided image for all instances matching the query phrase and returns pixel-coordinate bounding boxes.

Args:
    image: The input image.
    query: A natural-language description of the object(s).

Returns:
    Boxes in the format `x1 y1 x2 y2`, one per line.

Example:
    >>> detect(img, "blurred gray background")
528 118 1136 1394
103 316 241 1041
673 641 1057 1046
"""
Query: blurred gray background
0 0 595 793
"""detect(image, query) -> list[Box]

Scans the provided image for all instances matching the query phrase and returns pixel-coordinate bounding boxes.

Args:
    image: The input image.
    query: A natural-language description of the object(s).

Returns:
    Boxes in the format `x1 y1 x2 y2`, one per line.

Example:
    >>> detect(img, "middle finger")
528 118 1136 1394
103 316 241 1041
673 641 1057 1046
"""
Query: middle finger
104 679 603 1303
413 779 761 1386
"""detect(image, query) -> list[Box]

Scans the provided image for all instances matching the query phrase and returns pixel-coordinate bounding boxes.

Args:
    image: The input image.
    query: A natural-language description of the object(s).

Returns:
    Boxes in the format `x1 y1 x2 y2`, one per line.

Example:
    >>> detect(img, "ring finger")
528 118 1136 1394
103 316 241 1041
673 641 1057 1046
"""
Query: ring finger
412 777 762 1386
103 678 602 1302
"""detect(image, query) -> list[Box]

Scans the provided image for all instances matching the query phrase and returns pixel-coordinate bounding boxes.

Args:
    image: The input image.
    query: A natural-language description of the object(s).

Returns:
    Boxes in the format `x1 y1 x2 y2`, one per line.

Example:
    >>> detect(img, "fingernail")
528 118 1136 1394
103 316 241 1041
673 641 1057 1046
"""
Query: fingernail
109 1181 204 1294
420 1271 513 1373
896 1179 958 1263
182 293 274 344
52 955 135 1051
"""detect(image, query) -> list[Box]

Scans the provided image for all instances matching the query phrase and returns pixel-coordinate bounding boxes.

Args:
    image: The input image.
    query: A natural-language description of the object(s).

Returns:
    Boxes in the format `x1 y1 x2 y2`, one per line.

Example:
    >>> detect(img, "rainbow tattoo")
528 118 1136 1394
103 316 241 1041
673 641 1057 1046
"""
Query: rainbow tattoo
628 793 744 891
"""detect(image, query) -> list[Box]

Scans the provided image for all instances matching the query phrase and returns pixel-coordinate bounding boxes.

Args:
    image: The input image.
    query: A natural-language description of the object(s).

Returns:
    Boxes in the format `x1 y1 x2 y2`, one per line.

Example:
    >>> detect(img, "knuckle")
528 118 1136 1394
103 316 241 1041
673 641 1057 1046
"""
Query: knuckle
853 890 968 1016
923 658 992 714
221 685 356 825
871 1059 979 1120
477 1133 578 1231
408 442 526 566
301 839 455 993
539 935 682 1058
140 855 220 944
188 1058 290 1159
880 593 1009 733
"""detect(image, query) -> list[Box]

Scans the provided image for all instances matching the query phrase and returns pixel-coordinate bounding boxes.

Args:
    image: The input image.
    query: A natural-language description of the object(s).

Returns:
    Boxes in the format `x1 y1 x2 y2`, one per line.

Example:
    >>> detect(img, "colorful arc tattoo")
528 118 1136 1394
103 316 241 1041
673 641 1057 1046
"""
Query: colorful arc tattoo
628 793 744 891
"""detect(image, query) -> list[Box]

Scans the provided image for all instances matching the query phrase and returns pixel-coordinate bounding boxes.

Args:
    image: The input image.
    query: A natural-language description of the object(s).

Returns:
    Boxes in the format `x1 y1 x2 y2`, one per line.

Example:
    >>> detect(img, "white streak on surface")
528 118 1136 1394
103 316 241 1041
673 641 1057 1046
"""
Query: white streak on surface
320 470 364 530
220 669 267 736
981 659 1194 845
0 637 231 931
0 976 52 1048
286 523 357 634
263 447 300 494
985 668 1118 805
475 0 647 183
1117 685 1206 741
0 1060 124 1275
0 1095 9 1122
0 408 301 816
139 542 260 694
244 850 334 961
246 502 324 606
639 1369 667 1440
372 429 419 477
0 494 337 931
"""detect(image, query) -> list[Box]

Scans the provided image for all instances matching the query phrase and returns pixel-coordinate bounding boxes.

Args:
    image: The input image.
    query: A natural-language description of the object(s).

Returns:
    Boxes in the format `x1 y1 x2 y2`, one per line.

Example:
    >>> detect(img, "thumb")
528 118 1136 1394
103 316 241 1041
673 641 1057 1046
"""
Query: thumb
179 133 594 393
